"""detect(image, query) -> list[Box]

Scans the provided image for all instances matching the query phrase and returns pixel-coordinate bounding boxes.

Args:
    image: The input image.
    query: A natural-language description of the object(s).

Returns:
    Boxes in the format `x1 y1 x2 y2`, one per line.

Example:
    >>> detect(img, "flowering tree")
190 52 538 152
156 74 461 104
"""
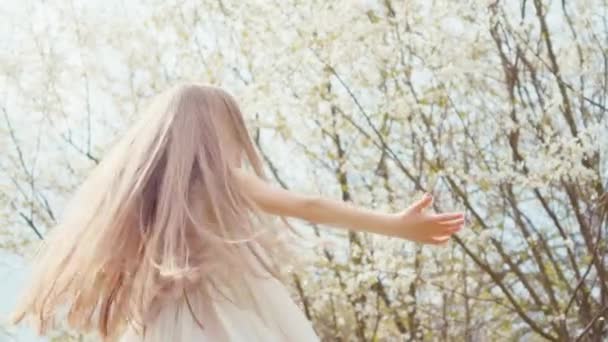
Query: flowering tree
1 0 606 340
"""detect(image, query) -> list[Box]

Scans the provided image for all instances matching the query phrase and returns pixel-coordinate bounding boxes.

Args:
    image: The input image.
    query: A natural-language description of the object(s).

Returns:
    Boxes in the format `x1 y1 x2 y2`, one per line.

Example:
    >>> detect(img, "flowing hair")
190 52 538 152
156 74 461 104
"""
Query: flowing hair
10 82 296 340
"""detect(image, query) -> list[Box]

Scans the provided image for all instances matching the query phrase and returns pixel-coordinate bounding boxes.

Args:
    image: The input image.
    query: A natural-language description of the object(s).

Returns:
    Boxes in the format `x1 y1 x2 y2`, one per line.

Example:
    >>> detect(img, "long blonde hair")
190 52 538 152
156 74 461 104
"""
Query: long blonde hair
10 82 294 340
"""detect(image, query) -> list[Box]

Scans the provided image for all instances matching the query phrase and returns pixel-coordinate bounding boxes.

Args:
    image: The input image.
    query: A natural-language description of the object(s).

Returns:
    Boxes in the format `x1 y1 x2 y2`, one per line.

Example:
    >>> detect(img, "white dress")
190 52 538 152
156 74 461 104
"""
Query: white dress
119 258 319 341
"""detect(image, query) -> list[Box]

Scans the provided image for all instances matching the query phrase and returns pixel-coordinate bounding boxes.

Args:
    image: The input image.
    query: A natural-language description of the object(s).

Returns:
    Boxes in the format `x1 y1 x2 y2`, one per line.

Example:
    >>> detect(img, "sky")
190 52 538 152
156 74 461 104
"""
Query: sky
0 253 44 342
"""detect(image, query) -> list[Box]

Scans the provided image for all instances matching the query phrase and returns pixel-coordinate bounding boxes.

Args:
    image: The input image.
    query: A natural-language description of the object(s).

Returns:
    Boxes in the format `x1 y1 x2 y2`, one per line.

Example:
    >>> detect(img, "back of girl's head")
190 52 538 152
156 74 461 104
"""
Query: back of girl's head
10 81 291 340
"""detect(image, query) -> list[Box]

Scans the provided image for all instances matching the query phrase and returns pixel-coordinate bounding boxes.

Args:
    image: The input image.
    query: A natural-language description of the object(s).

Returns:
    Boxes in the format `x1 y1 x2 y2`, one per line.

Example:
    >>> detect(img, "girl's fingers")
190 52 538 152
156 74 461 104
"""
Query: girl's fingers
450 225 463 232
440 218 465 226
430 236 451 244
412 193 433 212
436 223 463 234
433 212 464 221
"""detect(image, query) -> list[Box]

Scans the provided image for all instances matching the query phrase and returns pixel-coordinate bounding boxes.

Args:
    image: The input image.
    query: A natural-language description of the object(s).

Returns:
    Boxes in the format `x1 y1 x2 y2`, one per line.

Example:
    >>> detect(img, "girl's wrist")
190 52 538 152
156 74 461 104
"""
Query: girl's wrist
372 212 404 237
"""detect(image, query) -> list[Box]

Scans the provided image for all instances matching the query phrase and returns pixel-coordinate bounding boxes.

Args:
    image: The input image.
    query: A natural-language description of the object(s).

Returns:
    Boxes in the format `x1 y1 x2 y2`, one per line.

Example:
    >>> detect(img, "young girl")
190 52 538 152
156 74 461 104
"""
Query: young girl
10 82 464 341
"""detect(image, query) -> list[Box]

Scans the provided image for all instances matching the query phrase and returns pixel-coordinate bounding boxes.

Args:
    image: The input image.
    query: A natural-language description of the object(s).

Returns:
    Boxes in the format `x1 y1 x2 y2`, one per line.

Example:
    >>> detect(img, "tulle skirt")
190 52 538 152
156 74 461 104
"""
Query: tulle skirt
118 271 319 342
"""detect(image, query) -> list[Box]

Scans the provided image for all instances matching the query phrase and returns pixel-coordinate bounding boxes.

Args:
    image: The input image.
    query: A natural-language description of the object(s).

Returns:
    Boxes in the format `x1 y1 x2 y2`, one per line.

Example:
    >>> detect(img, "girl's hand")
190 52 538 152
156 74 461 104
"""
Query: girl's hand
388 193 465 245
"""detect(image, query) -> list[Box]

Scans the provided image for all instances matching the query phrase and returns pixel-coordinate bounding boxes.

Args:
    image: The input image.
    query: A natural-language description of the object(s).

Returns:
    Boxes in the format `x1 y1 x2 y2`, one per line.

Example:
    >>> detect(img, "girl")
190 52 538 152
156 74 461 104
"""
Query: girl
10 82 464 341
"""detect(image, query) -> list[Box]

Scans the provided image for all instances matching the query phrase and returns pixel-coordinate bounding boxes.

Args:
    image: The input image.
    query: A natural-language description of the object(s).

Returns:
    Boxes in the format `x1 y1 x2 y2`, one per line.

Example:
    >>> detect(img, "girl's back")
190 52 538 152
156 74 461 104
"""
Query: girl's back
9 82 313 341
119 240 318 341
9 81 464 341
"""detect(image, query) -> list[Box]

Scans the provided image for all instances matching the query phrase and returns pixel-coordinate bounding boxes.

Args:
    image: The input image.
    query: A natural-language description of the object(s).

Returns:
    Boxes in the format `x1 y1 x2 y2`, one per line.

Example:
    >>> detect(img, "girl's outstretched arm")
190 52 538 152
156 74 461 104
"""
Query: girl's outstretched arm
234 168 464 245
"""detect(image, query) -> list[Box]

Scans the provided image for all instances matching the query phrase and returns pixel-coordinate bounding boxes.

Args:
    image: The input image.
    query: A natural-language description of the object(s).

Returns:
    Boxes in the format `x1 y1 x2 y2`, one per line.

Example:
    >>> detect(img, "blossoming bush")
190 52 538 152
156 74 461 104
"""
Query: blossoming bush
1 0 606 340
